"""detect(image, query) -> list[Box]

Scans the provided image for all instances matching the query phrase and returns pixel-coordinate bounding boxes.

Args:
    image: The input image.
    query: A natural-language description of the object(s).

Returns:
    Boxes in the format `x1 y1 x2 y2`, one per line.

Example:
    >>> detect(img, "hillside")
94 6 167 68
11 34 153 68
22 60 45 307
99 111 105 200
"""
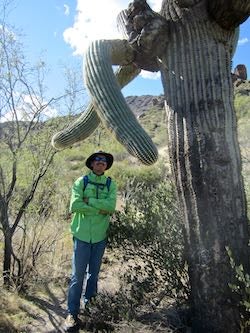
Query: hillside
126 95 164 117
0 80 249 333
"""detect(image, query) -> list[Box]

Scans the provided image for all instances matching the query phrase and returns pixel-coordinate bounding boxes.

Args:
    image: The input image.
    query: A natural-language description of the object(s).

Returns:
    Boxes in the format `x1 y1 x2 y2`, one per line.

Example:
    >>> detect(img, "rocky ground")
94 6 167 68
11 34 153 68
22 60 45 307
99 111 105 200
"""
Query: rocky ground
10 255 189 333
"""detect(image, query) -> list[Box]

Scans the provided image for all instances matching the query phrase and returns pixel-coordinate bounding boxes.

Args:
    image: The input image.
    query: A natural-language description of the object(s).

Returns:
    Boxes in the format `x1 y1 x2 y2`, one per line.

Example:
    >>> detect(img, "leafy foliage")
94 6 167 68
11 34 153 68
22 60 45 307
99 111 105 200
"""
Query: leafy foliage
227 247 250 332
105 179 189 319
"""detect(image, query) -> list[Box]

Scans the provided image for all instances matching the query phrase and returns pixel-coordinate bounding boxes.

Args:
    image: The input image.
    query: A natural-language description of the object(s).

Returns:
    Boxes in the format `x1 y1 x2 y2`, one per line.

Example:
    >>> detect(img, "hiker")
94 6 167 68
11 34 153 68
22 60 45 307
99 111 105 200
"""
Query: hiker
65 151 117 331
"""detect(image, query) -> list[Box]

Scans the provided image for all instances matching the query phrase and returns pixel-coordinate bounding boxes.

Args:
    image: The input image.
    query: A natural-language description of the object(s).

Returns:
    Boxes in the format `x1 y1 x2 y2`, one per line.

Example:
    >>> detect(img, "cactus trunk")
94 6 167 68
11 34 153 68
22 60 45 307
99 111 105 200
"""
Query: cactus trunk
160 3 249 332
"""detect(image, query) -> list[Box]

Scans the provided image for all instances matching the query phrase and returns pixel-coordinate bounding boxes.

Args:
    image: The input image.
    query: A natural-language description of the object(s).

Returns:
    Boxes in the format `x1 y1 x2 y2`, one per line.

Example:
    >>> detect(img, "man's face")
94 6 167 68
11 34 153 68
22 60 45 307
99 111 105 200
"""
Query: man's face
91 155 108 175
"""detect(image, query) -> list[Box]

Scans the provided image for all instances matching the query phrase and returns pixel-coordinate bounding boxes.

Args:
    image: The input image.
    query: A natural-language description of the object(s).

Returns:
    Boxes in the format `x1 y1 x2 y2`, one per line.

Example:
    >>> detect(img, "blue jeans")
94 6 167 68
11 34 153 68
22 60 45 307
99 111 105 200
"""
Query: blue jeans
67 238 107 316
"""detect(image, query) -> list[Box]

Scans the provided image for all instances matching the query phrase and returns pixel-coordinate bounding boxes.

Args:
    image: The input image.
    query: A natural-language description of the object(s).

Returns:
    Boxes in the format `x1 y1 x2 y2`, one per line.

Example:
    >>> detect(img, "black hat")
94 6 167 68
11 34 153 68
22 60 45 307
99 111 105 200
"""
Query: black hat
86 151 114 170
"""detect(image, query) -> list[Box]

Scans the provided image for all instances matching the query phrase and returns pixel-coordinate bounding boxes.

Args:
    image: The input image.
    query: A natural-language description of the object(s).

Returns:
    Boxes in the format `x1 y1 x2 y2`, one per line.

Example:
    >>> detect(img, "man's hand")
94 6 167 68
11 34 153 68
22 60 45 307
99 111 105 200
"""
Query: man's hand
83 197 89 204
99 209 110 215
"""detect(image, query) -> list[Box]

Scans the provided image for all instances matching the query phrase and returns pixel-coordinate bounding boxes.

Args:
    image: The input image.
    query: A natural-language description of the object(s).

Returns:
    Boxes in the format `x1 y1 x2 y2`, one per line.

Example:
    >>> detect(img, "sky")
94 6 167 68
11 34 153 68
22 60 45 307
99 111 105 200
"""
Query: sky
6 0 250 100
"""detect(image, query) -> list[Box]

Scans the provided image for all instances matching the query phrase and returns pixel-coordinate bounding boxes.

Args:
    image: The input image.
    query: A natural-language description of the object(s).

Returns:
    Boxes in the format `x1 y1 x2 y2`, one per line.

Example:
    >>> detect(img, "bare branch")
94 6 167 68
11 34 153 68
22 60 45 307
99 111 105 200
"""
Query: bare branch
10 150 56 234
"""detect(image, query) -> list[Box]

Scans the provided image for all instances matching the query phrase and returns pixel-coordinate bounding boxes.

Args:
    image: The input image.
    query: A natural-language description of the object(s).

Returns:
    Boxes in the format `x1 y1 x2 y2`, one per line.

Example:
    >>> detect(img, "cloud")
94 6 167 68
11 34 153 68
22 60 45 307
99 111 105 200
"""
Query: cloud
1 107 58 123
150 0 162 12
0 94 58 123
64 4 70 16
140 70 161 80
238 38 249 46
63 0 162 55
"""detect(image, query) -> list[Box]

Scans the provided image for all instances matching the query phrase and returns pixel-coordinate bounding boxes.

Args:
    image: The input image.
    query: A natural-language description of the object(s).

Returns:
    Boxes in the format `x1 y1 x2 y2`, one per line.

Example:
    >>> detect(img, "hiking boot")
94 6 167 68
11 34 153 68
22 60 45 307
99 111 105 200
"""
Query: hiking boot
64 314 79 332
83 300 91 316
83 296 101 317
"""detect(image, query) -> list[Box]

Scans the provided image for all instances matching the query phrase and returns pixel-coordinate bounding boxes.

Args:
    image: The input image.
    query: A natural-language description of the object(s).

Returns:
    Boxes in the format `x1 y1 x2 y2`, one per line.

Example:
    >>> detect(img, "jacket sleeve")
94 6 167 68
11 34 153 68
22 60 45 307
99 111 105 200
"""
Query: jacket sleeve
69 178 99 214
88 180 117 213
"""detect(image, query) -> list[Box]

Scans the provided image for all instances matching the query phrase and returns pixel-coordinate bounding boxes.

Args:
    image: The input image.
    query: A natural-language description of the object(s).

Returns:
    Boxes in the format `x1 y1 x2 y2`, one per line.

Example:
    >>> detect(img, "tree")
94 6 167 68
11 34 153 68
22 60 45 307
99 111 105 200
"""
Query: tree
51 1 250 331
0 4 60 287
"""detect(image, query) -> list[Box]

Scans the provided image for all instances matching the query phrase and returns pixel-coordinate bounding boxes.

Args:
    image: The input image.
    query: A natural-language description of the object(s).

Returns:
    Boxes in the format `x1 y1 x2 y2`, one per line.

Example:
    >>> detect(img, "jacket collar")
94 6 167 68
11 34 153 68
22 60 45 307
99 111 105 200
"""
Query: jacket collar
89 171 106 181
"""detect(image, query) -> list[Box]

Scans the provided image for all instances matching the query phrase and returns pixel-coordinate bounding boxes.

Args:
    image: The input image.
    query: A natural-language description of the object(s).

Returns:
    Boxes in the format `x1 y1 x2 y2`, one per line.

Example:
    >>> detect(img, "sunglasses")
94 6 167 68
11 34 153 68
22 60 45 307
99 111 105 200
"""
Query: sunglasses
93 156 107 162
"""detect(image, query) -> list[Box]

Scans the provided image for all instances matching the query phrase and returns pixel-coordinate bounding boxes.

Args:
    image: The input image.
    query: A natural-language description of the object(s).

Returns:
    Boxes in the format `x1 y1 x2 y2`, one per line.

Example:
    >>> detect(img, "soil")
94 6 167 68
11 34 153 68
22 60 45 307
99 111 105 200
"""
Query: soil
18 288 188 333
14 257 189 333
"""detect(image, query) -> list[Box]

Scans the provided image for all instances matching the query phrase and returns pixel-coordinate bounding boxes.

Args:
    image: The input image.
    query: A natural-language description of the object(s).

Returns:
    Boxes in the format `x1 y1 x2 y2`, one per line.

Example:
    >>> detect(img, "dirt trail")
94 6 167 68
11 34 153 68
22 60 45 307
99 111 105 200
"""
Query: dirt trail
19 284 68 333
16 243 186 333
19 258 122 333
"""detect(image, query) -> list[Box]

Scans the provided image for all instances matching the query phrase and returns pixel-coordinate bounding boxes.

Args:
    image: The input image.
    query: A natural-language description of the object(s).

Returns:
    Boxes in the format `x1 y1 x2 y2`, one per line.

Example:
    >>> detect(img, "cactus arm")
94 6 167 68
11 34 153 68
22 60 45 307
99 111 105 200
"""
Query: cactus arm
51 62 140 150
52 3 167 156
230 26 240 58
51 8 140 151
51 103 99 150
177 0 202 6
85 39 158 165
120 1 169 72
207 0 250 29
164 1 249 30
117 9 130 40
115 63 141 88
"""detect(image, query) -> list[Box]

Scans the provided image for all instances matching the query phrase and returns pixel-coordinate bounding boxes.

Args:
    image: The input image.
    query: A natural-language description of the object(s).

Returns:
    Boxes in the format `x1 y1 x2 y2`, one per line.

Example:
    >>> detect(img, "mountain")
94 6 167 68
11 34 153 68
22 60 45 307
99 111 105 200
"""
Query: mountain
125 95 165 117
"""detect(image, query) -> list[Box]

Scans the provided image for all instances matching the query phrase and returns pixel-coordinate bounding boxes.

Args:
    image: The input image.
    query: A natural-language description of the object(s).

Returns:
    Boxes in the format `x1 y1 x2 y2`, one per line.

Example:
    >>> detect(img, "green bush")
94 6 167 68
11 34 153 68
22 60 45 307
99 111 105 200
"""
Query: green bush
227 247 250 331
108 178 189 313
235 95 250 120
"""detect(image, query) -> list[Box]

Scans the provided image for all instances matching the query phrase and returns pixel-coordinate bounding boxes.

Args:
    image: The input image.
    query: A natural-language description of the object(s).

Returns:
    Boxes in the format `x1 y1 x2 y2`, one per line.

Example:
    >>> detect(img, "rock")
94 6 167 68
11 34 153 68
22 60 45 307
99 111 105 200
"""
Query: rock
234 64 247 80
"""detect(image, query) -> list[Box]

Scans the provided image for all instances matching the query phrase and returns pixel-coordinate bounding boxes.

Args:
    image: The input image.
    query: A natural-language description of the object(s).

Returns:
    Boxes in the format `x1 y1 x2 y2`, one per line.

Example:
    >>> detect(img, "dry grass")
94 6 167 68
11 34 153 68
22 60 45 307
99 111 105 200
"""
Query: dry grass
0 249 189 332
0 288 34 332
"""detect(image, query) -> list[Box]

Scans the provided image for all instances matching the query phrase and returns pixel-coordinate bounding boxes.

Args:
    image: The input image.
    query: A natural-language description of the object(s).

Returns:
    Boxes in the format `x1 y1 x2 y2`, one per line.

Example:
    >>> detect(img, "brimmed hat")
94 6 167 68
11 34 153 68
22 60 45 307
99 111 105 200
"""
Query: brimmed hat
86 151 114 170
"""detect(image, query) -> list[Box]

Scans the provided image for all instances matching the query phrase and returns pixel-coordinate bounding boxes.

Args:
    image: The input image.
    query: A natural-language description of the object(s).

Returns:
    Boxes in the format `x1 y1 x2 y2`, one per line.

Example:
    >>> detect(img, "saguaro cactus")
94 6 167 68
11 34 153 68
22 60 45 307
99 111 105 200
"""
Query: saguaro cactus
52 1 250 331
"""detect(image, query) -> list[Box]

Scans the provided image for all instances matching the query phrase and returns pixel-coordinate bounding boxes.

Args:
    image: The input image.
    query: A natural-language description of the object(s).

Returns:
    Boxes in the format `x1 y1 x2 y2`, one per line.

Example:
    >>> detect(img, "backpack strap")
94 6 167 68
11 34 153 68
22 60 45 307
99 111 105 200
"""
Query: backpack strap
106 176 112 191
83 175 89 192
83 175 112 192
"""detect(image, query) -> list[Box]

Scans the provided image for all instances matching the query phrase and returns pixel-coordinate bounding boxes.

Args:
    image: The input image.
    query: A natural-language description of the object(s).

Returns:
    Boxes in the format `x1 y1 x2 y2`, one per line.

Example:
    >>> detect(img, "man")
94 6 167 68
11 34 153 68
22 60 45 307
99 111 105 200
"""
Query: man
65 151 117 331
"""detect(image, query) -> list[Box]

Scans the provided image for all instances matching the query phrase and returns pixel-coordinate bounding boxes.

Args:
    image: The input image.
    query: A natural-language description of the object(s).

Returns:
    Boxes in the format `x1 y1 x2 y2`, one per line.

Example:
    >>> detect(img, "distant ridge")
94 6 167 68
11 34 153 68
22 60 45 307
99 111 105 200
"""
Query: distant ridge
124 79 250 116
125 95 164 117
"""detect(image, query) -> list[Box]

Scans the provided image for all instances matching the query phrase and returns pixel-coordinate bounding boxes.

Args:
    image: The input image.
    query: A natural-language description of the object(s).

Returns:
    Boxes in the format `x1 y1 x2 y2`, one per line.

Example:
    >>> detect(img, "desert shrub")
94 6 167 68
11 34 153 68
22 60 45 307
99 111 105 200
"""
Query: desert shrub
113 151 130 162
111 160 169 191
65 154 86 162
107 178 189 319
0 169 71 291
234 95 250 120
227 247 250 332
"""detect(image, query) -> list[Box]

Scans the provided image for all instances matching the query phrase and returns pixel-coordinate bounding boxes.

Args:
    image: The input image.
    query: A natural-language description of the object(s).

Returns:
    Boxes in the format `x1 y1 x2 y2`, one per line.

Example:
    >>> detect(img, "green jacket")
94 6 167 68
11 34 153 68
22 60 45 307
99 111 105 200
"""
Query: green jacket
69 171 117 243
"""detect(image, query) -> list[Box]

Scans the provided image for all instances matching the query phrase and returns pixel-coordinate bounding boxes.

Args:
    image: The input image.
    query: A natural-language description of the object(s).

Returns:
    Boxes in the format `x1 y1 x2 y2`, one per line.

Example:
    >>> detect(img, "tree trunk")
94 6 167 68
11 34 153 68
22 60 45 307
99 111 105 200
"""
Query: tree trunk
3 230 12 287
0 197 12 286
160 3 249 332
